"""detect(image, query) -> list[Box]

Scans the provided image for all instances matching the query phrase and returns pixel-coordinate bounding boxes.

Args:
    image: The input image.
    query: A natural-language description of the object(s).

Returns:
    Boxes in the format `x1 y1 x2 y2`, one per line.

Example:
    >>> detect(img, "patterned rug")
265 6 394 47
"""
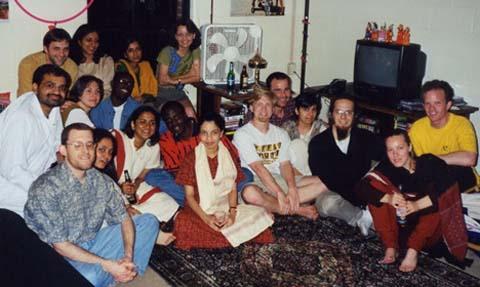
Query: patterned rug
149 215 480 287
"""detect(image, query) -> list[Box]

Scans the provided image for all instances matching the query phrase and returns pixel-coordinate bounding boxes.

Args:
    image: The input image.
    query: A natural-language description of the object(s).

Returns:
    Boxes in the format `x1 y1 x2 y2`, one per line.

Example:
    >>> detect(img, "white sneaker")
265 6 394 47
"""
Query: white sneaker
357 210 373 236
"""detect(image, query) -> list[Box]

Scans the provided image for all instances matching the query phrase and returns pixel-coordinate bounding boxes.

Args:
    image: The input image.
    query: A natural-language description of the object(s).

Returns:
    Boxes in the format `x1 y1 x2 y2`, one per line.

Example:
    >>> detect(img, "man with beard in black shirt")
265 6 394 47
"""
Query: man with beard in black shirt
308 95 384 236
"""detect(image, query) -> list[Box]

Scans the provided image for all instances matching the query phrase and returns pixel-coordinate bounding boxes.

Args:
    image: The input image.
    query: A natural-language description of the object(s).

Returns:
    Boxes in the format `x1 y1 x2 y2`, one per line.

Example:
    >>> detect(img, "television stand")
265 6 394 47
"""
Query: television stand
304 83 478 135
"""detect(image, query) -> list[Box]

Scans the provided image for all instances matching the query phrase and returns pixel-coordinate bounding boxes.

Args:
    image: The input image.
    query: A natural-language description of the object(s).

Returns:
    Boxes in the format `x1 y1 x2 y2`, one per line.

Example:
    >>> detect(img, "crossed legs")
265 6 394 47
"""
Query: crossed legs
241 175 327 219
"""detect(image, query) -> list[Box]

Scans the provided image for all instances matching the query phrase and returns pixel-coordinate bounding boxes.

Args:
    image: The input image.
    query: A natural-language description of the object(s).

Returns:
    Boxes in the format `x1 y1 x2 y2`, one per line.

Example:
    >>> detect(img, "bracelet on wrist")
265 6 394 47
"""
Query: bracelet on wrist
229 206 237 211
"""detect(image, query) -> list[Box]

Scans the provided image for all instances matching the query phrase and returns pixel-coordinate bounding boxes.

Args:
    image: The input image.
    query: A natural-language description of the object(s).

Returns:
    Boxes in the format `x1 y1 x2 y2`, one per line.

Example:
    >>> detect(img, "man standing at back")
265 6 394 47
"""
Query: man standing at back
18 28 78 96
266 72 296 126
245 72 296 126
409 80 478 192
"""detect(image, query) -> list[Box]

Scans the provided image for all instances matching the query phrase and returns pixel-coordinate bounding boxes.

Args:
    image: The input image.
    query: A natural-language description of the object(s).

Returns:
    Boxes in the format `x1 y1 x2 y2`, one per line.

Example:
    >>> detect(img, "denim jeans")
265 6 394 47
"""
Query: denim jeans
146 167 254 207
67 214 159 287
145 169 186 206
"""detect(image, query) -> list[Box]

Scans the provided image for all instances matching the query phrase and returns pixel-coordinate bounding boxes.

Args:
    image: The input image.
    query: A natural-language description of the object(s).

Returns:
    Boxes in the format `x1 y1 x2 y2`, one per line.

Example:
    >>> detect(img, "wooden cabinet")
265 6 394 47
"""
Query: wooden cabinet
305 84 478 136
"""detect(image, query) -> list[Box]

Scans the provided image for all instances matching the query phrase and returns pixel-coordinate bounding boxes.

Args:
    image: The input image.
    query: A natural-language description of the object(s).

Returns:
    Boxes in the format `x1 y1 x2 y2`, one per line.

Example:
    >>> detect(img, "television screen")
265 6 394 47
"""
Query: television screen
356 45 400 88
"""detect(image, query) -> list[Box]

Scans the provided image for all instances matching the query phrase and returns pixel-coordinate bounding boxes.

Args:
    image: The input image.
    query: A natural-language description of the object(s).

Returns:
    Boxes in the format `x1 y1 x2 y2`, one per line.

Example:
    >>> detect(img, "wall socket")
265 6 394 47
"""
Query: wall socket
287 62 296 75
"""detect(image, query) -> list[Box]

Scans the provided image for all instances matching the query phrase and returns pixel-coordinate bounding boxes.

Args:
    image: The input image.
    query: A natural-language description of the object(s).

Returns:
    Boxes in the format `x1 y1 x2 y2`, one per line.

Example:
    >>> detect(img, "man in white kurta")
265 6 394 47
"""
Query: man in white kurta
0 64 69 216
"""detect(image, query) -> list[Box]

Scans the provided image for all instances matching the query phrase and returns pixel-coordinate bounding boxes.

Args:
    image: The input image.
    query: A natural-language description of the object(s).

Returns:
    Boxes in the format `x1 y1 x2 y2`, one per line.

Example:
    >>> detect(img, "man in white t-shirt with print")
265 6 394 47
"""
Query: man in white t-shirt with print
233 86 327 219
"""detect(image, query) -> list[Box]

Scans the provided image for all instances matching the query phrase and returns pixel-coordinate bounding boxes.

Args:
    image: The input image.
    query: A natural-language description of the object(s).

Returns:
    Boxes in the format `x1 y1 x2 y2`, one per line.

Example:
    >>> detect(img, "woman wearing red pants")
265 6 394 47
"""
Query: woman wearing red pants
358 129 467 272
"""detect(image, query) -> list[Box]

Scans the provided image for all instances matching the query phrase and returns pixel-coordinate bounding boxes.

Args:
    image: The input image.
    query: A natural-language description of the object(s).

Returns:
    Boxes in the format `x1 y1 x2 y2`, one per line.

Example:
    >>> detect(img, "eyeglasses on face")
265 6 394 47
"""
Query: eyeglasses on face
66 141 95 151
333 109 354 117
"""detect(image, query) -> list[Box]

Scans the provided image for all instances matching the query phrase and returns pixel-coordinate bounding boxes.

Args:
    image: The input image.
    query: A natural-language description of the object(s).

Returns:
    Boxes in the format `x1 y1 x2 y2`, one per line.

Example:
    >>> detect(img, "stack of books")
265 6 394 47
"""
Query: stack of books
219 101 247 136
356 114 380 134
394 116 411 131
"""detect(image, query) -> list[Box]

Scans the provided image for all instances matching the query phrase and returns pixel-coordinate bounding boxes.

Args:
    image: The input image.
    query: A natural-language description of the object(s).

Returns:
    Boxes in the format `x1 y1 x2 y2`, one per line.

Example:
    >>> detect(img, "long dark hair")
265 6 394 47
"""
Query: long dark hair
171 18 201 51
93 128 118 181
123 105 160 145
199 113 225 132
71 24 103 64
120 36 142 61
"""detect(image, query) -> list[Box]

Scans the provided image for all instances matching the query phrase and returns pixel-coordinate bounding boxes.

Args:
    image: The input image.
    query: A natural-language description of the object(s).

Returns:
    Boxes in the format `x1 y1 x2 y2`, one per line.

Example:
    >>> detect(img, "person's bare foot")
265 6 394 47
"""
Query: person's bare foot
378 248 396 264
296 205 319 220
156 231 176 246
399 248 418 272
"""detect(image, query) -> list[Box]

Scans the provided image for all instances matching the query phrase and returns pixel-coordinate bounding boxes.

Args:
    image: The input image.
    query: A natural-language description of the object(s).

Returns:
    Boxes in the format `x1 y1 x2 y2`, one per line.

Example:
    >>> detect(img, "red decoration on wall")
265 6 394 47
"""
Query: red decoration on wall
14 0 95 26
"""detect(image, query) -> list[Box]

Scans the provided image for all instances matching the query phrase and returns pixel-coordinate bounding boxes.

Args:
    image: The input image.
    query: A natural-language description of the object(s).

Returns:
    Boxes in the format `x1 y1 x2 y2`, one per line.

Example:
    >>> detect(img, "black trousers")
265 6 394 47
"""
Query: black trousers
0 209 93 287
450 166 477 193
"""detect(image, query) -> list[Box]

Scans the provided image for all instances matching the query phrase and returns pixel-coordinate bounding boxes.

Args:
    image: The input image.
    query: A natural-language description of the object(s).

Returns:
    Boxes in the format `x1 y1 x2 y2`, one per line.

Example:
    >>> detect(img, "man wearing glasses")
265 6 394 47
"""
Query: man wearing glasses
308 95 384 236
0 65 95 286
24 123 159 287
0 64 70 216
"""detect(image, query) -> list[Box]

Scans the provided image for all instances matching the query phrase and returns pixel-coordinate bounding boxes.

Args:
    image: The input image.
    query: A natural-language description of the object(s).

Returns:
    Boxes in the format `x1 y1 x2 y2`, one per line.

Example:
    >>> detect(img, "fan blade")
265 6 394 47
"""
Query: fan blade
235 28 248 47
223 46 240 62
206 53 226 73
249 25 262 39
209 33 229 48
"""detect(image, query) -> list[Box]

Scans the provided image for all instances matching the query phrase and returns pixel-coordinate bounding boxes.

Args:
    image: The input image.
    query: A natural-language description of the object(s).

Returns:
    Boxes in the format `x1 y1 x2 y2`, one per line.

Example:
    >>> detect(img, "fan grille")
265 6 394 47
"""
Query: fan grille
201 24 262 85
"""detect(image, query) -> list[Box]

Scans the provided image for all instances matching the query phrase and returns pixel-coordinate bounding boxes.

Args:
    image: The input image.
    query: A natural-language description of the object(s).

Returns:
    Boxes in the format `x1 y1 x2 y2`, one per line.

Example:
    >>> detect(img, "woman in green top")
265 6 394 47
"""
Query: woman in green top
157 19 201 119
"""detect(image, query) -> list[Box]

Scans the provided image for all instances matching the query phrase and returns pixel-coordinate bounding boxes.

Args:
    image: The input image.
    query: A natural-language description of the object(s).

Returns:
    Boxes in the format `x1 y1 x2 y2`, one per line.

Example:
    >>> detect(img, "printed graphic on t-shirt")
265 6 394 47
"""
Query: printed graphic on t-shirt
441 145 450 153
254 142 281 165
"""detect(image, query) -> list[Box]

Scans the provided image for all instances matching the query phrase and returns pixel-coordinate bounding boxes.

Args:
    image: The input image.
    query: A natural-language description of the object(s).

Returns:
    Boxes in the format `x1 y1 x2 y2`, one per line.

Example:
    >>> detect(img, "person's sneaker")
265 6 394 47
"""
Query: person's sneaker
357 210 373 236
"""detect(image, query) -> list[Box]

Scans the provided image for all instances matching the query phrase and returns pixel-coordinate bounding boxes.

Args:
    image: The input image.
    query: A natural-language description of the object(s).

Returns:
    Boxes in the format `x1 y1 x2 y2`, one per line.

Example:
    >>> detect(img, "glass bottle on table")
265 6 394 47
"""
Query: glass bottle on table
226 61 235 94
240 65 249 92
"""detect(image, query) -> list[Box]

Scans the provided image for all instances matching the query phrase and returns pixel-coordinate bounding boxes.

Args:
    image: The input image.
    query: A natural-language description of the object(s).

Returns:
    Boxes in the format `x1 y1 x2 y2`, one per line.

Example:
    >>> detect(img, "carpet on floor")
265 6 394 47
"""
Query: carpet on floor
149 215 480 287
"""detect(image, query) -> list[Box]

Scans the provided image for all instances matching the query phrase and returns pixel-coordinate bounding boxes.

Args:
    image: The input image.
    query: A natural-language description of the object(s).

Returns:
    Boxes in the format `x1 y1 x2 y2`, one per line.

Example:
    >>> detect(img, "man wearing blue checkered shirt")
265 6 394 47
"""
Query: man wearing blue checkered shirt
24 123 159 287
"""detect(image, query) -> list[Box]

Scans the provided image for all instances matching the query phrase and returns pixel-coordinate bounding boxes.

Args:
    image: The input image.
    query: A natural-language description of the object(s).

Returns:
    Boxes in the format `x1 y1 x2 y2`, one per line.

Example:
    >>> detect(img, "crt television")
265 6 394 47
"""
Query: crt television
353 39 425 106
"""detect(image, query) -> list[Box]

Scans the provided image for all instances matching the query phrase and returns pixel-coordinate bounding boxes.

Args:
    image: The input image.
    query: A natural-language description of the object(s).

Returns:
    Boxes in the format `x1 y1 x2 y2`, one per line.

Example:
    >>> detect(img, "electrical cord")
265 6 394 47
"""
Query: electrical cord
14 0 95 25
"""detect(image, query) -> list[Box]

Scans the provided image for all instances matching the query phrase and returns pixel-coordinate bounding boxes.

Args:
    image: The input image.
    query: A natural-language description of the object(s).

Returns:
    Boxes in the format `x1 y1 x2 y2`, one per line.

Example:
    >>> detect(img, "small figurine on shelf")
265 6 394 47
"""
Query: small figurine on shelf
386 24 394 43
378 23 387 42
396 24 404 44
371 22 379 41
403 26 411 45
364 22 373 40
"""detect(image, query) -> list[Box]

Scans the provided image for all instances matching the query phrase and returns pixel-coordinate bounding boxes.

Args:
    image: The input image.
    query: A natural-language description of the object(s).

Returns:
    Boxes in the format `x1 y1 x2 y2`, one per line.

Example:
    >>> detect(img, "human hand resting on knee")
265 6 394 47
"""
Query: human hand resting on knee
202 214 222 231
223 208 237 229
286 187 300 213
101 258 137 283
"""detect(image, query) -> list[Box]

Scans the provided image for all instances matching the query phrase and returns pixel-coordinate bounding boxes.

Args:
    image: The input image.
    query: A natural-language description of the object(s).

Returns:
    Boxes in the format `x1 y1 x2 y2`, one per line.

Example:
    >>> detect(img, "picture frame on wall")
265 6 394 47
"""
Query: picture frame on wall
231 0 285 17
0 0 8 21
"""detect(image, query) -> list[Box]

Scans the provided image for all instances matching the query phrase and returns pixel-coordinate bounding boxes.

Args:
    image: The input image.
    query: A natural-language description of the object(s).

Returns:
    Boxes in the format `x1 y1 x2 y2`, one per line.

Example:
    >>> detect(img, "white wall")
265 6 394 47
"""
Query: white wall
306 0 480 133
0 0 87 100
191 0 480 142
2 0 480 133
190 0 302 86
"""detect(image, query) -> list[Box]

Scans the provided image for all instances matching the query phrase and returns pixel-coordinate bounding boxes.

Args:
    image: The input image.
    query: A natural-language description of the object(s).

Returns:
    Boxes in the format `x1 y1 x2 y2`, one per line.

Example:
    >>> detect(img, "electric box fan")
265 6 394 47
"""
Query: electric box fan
201 24 262 85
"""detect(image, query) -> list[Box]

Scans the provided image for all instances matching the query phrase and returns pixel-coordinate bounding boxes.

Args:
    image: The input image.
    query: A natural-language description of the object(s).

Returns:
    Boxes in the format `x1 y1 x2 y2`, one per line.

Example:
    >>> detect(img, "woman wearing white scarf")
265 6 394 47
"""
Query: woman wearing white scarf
174 113 274 249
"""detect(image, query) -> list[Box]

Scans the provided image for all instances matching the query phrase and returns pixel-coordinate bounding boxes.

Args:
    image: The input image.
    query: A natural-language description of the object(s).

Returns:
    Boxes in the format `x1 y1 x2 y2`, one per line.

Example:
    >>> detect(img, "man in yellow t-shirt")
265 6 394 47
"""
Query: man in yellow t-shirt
409 79 478 192
17 28 78 96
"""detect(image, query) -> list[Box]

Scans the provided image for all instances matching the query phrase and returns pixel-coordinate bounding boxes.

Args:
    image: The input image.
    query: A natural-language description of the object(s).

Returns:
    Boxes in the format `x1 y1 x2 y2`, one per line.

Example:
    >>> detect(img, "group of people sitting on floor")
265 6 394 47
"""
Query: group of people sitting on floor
0 18 477 287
